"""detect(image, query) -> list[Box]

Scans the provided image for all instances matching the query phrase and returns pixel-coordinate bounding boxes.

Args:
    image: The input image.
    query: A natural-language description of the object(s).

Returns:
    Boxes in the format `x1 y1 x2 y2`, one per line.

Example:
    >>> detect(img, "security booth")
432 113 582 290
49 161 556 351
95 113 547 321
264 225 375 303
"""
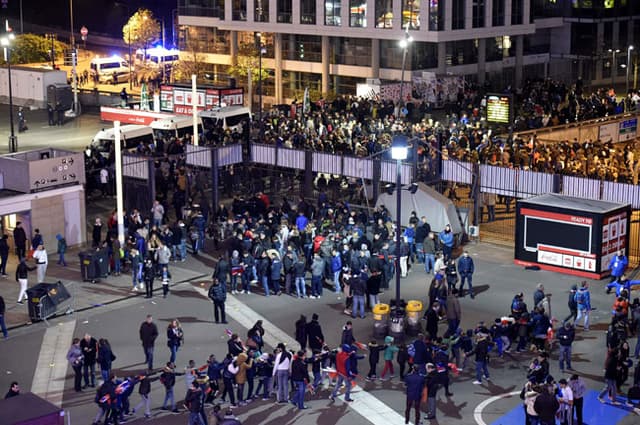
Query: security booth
514 193 631 279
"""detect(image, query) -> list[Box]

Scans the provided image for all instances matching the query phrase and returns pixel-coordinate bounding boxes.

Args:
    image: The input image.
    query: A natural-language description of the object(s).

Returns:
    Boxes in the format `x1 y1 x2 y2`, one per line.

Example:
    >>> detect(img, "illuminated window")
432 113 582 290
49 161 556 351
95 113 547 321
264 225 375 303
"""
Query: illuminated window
325 0 342 26
350 0 367 27
429 0 445 31
375 0 393 29
402 0 420 30
255 0 269 22
232 0 247 21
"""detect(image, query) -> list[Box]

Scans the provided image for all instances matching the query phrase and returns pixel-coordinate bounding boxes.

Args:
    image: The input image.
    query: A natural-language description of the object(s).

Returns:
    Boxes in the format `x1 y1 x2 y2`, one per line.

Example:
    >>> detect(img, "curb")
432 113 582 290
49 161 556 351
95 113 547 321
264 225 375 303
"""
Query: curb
6 273 210 331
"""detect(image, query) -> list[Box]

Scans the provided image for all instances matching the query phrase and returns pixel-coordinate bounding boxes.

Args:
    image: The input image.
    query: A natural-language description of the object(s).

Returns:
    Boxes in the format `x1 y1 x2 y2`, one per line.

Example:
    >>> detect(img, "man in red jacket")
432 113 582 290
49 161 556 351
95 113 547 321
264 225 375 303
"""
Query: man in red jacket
329 345 354 402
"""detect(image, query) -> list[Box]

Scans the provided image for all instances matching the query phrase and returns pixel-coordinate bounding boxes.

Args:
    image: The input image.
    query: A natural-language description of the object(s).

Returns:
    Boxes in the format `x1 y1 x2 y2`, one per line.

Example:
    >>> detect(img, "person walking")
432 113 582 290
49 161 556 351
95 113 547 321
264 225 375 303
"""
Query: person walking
32 244 48 283
306 313 325 351
0 234 9 276
15 258 35 304
598 347 621 405
167 319 184 364
569 374 586 425
208 278 227 324
272 343 291 403
403 365 424 424
131 373 153 419
574 281 591 331
160 362 180 412
608 250 628 284
67 338 84 392
139 314 159 370
424 362 439 420
142 258 155 299
557 322 575 373
55 234 67 266
80 333 98 388
0 295 8 339
564 284 578 325
329 345 355 403
457 251 475 298
472 332 491 385
351 267 367 319
185 380 205 425
295 315 308 351
446 288 462 335
13 222 27 260
291 351 310 410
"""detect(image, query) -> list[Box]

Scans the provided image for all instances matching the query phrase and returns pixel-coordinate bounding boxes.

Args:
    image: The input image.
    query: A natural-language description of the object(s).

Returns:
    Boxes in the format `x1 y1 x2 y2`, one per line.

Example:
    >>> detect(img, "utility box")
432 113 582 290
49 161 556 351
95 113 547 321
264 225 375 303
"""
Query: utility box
514 193 631 279
47 83 73 110
0 66 68 108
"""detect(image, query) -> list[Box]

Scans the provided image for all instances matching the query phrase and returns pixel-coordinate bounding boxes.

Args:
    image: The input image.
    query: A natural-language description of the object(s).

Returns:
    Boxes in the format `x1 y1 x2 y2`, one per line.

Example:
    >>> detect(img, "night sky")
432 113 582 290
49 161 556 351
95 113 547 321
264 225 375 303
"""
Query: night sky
2 0 175 37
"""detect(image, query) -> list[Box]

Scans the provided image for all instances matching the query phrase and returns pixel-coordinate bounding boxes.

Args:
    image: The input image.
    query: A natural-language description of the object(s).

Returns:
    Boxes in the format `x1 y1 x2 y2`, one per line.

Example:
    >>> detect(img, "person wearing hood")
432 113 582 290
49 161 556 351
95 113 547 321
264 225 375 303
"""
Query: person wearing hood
457 251 475 298
330 345 356 402
55 234 67 266
608 250 628 283
208 278 227 324
404 365 425 425
235 352 253 405
574 281 591 331
564 284 578 325
272 343 291 403
381 335 399 380
341 321 355 346
32 244 48 283
438 224 454 261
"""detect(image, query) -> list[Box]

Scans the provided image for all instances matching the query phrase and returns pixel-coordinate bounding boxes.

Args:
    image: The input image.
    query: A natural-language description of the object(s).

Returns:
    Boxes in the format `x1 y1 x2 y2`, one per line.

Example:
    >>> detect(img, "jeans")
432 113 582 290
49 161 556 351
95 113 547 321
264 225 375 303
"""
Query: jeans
576 308 590 330
0 314 7 338
275 369 289 402
144 346 154 370
236 383 245 402
83 362 96 387
213 300 226 323
133 394 151 416
188 412 205 425
180 239 187 260
295 277 306 297
635 334 640 358
369 294 379 308
426 396 437 418
330 375 352 400
222 377 236 405
442 245 452 261
460 274 473 295
448 319 460 335
311 275 323 296
415 243 424 263
425 254 435 273
352 295 365 319
57 252 67 266
169 345 179 364
475 360 489 382
559 345 572 370
261 275 270 296
162 388 175 410
114 256 121 274
101 368 110 383
292 380 306 408
333 271 341 293
256 376 271 398
312 371 322 390
598 378 617 401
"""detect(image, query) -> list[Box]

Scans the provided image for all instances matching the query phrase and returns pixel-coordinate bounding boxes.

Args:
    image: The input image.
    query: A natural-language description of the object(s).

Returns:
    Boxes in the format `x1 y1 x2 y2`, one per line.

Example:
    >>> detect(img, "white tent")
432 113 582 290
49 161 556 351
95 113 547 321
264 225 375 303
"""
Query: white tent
375 182 464 235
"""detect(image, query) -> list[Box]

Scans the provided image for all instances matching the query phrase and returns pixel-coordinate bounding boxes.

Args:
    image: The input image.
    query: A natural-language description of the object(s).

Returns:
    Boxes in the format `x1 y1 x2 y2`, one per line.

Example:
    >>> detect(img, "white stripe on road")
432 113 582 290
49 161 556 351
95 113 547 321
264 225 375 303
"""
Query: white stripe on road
31 320 77 407
192 286 406 425
473 391 520 425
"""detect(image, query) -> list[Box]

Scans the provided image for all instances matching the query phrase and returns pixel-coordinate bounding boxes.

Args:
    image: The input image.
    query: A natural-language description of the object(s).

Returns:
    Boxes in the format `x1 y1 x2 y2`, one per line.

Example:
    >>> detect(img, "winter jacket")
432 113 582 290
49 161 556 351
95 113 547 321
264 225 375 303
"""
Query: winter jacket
167 327 183 348
235 353 252 384
306 319 324 350
367 273 382 295
97 344 114 370
439 230 454 248
609 255 628 278
574 288 591 310
290 357 309 382
474 338 490 362
311 256 325 277
458 255 474 275
155 245 171 264
294 260 306 278
208 282 226 302
331 254 342 273
350 272 367 296
15 261 34 280
270 259 282 280
341 327 355 346
445 296 462 321
423 237 436 255
383 336 399 361
404 372 425 401
557 326 575 347
139 322 159 348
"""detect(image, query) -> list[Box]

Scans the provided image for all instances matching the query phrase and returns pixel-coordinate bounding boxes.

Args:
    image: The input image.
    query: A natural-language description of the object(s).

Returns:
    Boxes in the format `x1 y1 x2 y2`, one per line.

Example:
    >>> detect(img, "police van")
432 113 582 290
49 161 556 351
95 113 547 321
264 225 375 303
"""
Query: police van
149 116 203 141
90 56 130 84
91 124 154 154
199 106 252 133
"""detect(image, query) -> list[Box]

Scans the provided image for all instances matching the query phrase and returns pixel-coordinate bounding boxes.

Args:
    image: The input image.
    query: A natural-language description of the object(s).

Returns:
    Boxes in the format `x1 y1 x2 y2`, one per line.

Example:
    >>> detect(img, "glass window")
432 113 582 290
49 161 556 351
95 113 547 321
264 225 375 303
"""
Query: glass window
570 23 595 56
375 0 393 29
282 71 322 99
402 0 420 30
512 0 523 25
429 0 445 31
413 42 438 69
335 37 372 65
350 1 367 27
255 0 269 22
325 0 342 26
232 0 247 21
277 0 292 23
301 0 316 24
446 40 478 65
179 26 230 55
472 0 485 28
492 0 504 26
452 0 465 30
282 35 322 62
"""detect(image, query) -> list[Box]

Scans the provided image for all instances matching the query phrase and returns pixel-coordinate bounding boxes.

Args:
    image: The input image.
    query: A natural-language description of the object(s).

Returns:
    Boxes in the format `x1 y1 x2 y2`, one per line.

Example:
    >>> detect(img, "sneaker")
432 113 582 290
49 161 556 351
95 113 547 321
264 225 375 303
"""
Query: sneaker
612 401 621 406
344 398 354 402
485 377 491 381
472 380 482 385
139 283 144 290
329 395 335 402
262 397 270 401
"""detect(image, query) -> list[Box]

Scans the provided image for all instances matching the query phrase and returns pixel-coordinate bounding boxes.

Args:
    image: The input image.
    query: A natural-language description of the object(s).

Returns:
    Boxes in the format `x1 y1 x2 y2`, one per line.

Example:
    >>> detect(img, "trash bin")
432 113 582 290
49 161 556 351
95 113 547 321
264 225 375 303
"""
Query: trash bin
405 300 423 336
389 300 406 342
26 283 50 322
372 303 390 338
79 251 99 283
95 248 110 277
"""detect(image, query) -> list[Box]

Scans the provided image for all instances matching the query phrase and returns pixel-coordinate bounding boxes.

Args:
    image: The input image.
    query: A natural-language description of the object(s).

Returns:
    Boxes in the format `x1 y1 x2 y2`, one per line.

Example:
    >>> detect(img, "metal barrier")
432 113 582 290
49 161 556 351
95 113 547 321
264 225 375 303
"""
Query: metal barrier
277 147 305 170
122 154 149 179
218 144 243 167
442 159 473 185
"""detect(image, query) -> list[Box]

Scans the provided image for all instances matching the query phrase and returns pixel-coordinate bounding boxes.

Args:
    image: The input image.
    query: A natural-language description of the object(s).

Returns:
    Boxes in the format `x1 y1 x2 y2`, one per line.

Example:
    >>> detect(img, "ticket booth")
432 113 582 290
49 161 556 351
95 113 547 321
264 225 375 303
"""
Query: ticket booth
514 193 631 279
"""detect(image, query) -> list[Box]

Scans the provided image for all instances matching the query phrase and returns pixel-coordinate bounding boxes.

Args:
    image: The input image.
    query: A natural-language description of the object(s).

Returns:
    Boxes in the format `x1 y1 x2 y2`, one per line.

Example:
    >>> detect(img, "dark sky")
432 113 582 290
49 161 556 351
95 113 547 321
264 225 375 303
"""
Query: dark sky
2 0 174 37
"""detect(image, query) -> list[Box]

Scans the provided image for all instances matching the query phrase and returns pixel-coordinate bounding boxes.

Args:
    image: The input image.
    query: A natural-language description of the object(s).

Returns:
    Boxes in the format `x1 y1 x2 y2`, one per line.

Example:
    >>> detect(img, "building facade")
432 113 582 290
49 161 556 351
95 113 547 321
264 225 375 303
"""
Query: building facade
177 1 640 104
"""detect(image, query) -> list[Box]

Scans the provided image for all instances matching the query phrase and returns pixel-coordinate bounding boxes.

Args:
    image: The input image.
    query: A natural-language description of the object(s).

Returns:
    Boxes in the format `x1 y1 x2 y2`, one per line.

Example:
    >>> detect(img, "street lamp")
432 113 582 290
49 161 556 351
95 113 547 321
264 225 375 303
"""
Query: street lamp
256 32 266 141
1 27 17 153
397 31 413 118
391 135 408 316
627 45 634 94
609 48 621 88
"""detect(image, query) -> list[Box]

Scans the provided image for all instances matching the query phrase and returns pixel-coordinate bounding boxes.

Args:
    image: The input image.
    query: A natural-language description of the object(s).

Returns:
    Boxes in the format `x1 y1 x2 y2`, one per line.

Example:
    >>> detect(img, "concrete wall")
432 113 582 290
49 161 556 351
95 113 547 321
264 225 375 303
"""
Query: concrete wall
30 195 66 251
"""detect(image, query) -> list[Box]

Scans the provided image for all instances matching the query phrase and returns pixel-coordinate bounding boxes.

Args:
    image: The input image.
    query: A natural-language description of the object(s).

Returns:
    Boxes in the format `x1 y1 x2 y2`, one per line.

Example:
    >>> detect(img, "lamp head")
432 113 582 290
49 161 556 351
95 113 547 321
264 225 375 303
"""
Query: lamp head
391 135 409 160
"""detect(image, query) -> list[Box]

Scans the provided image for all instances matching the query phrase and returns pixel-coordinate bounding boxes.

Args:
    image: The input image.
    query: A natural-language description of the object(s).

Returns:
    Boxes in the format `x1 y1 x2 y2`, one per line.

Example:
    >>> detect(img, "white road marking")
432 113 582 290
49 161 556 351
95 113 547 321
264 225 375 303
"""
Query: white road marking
192 286 407 425
473 390 520 425
31 320 77 407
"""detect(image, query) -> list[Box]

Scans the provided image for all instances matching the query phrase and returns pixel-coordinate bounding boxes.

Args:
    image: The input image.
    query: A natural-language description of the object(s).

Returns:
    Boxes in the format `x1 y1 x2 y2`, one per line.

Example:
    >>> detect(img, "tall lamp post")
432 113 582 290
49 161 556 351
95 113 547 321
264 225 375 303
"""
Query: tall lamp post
397 30 413 118
1 26 17 153
626 45 634 94
391 135 409 313
256 32 266 141
609 48 621 88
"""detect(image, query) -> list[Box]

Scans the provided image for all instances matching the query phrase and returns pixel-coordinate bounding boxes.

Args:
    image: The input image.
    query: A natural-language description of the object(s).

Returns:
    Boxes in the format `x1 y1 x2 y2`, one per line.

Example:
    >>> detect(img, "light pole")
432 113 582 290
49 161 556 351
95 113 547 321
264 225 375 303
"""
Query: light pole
397 31 413 118
627 45 634 94
257 32 266 141
2 26 17 153
609 48 621 88
391 135 409 316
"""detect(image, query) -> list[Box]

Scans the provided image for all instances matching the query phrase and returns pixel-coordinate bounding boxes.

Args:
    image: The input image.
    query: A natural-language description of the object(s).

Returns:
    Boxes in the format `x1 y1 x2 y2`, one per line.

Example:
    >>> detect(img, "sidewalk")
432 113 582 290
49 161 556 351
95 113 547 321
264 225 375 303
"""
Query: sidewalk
0 246 213 330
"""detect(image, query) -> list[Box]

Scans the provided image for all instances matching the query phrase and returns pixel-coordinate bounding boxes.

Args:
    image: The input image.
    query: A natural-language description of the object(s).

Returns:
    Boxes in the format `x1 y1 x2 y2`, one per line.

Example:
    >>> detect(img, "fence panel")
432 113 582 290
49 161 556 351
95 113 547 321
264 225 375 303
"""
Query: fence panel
277 147 305 170
380 160 412 185
602 181 640 209
251 143 276 165
122 155 149 179
561 175 601 200
441 159 473 185
343 157 373 180
518 169 554 197
185 144 212 168
218 144 243 166
312 152 342 175
480 164 517 196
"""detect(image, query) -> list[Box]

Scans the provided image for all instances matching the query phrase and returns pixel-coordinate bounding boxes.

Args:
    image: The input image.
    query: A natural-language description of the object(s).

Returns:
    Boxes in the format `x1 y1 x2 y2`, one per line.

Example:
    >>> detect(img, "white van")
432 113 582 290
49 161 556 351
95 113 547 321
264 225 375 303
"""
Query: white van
199 106 252 132
90 56 130 84
149 116 203 141
135 47 180 68
91 124 154 154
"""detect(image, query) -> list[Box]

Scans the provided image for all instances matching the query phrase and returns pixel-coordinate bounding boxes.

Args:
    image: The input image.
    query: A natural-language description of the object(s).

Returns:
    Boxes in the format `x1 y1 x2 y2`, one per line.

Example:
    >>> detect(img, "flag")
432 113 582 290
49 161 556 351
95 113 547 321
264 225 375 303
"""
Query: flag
303 87 310 114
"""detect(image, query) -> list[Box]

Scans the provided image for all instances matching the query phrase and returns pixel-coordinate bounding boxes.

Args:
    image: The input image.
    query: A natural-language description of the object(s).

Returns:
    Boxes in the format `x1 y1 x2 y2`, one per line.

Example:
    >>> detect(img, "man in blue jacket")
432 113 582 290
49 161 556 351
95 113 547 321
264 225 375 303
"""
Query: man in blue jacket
404 365 425 425
457 251 475 298
608 250 628 283
438 225 454 261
